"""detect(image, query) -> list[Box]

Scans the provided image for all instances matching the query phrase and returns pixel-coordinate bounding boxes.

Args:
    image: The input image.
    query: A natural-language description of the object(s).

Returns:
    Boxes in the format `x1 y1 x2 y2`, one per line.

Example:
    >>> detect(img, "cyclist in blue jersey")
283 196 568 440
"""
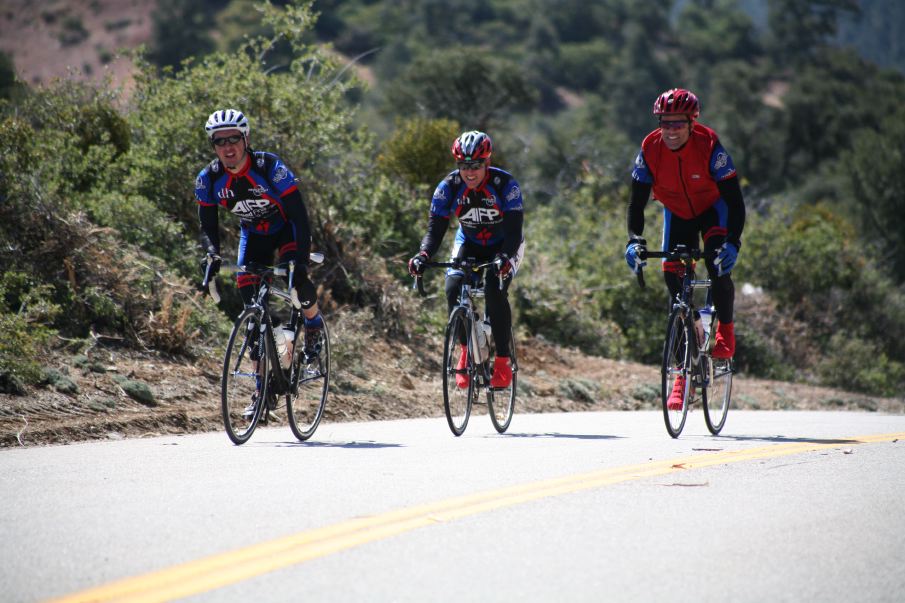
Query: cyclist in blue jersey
195 109 324 361
625 89 746 410
408 131 526 389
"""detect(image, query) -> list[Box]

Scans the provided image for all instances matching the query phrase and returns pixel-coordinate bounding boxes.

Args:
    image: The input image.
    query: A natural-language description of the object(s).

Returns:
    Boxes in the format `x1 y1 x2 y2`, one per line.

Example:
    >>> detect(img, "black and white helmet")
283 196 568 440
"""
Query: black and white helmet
204 109 249 141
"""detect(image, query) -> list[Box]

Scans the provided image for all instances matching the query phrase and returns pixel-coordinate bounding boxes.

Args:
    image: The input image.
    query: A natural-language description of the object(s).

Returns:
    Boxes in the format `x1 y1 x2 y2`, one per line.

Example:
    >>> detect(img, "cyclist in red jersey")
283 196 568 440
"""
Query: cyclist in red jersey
625 89 746 410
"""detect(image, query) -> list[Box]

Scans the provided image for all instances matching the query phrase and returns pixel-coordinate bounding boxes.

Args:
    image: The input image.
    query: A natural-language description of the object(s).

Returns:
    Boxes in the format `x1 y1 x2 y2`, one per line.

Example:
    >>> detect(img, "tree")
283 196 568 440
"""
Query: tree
766 0 859 69
844 114 905 283
382 49 537 132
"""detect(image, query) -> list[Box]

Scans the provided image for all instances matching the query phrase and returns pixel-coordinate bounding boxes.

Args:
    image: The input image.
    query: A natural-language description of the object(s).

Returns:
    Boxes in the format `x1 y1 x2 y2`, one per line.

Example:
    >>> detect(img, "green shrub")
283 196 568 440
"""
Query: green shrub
817 332 905 397
377 117 461 191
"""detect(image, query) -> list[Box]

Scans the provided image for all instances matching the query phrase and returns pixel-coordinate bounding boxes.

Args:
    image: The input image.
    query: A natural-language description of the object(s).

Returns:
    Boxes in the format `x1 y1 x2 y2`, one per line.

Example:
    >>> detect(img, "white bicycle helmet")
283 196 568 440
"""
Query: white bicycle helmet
204 109 250 141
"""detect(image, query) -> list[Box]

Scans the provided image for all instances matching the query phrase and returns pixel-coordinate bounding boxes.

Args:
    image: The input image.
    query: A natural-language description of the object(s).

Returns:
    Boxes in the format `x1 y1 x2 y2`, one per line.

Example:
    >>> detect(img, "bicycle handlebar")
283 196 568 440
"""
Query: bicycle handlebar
634 246 716 290
412 259 502 297
202 252 325 304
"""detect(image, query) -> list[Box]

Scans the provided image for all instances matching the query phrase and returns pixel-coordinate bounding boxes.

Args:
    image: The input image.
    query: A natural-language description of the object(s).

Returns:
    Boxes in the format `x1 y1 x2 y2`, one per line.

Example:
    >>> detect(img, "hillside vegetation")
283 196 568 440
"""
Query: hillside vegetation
1 0 904 407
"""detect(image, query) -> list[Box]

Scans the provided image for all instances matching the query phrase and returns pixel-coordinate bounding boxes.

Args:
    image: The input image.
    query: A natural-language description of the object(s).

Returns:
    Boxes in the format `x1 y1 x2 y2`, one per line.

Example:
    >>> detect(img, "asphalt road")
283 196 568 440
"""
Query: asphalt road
3 410 904 603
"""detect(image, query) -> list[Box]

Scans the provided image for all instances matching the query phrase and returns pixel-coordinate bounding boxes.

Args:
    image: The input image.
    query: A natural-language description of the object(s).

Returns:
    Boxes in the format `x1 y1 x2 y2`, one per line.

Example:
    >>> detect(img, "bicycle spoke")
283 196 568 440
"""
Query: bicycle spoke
221 309 267 445
703 358 733 434
661 307 691 438
488 328 516 433
443 308 473 436
287 320 330 441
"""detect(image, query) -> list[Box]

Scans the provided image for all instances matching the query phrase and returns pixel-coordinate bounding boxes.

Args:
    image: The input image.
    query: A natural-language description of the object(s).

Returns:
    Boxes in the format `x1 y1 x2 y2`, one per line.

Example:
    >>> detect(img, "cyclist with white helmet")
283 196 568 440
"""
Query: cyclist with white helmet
195 108 324 360
625 88 746 410
409 130 526 389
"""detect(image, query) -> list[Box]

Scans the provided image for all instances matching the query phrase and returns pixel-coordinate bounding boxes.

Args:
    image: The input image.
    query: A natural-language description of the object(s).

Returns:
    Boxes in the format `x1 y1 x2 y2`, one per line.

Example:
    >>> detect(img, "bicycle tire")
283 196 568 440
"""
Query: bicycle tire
221 308 268 445
443 307 474 436
703 357 733 435
661 306 691 438
287 318 330 441
488 327 516 433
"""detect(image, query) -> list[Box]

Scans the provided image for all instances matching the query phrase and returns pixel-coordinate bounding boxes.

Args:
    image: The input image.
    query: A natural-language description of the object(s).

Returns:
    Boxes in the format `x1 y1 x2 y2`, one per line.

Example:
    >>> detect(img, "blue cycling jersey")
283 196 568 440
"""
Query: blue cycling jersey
194 151 298 236
429 167 524 247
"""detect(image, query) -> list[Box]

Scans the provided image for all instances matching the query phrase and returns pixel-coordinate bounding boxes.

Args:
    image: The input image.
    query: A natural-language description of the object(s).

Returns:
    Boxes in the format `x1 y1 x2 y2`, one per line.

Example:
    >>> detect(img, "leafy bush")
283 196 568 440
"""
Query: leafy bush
817 332 905 397
377 117 460 191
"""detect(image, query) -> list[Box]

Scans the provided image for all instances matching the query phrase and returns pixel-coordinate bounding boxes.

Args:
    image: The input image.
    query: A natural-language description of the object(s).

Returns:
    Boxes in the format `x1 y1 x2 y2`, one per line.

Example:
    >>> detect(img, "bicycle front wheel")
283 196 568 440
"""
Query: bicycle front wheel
488 328 516 433
661 306 692 438
703 357 733 435
221 308 268 445
443 307 474 436
287 319 330 441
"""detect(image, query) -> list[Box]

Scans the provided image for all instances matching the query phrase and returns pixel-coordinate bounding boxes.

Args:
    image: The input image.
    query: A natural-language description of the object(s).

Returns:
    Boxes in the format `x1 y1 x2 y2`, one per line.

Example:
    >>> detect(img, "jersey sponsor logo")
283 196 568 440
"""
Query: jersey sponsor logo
273 165 288 183
250 185 268 197
506 185 521 202
432 185 447 202
230 198 273 219
714 152 728 170
257 154 266 168
217 188 235 199
195 176 206 190
459 206 501 223
483 194 496 207
634 154 645 169
691 174 702 179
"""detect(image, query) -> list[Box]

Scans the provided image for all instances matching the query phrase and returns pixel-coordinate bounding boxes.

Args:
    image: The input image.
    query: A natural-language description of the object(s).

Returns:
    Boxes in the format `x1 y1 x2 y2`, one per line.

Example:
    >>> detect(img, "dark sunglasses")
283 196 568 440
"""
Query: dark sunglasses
212 134 244 147
457 160 485 171
659 119 690 131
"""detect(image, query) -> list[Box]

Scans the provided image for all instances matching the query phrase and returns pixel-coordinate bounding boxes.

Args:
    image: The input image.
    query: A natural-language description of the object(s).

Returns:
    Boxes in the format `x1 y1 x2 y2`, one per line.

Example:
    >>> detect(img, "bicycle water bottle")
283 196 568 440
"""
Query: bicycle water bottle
699 307 714 347
274 327 288 364
281 327 294 367
472 316 488 363
479 320 491 361
693 312 705 349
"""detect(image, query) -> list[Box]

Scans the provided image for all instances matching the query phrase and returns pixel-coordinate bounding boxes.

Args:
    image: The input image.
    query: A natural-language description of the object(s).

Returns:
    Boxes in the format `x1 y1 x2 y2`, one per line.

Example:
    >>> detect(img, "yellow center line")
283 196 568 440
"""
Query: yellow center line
48 431 905 603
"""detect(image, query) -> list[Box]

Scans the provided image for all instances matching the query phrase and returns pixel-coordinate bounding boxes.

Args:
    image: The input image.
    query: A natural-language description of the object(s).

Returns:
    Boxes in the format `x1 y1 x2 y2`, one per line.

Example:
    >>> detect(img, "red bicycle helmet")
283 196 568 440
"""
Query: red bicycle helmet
451 131 493 162
652 88 700 118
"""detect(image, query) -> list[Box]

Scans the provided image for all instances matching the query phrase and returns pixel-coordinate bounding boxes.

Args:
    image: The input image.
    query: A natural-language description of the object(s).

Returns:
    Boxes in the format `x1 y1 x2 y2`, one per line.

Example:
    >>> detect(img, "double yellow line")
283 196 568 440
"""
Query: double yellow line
50 431 904 603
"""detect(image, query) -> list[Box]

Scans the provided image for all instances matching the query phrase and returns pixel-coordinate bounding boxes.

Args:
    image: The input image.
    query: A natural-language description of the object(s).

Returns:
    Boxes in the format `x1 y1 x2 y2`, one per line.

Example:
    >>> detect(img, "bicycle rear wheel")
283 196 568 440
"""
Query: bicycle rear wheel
661 306 691 438
488 328 516 433
703 357 733 434
443 308 474 436
221 308 268 445
287 319 330 441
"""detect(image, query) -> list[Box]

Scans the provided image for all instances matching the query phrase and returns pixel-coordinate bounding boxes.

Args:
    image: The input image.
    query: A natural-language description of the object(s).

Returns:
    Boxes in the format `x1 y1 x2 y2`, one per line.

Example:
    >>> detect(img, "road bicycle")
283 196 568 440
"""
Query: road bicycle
415 258 517 436
637 245 733 438
203 255 330 445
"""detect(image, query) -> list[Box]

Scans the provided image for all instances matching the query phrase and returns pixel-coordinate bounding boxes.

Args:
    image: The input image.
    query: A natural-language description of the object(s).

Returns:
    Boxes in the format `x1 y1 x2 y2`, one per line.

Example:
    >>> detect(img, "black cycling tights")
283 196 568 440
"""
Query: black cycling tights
445 271 513 358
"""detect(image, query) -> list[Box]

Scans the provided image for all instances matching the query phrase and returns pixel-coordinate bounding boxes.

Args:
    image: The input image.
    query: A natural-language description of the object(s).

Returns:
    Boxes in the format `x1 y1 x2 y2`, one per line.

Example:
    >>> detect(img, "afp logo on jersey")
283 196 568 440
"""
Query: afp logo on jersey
459 206 500 224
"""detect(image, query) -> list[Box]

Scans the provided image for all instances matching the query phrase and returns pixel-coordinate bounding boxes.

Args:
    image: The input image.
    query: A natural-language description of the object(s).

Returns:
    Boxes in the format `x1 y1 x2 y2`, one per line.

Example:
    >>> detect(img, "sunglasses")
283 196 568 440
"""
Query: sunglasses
659 119 690 131
457 160 485 171
212 134 244 147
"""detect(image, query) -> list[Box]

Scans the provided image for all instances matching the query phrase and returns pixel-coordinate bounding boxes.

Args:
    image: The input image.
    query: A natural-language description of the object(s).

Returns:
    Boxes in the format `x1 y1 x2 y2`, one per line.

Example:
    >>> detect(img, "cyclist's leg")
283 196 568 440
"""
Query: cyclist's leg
701 203 735 324
484 239 524 356
701 201 736 358
235 230 269 306
661 209 697 302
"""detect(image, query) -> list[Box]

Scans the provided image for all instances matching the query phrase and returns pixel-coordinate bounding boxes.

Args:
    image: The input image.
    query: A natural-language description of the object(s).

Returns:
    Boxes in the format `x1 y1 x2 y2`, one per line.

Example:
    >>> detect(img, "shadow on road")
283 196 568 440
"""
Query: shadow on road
494 432 623 441
712 434 860 445
267 440 405 449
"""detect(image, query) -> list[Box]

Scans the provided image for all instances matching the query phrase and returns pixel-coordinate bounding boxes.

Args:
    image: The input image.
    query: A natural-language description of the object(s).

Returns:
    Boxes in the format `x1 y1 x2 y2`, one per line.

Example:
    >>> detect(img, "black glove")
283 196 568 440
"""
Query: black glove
493 253 513 279
408 251 429 276
199 253 221 292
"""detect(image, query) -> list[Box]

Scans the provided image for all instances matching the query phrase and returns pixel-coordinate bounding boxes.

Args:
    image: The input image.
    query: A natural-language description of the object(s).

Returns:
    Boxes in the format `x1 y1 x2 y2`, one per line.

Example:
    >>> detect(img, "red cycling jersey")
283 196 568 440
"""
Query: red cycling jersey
639 122 735 220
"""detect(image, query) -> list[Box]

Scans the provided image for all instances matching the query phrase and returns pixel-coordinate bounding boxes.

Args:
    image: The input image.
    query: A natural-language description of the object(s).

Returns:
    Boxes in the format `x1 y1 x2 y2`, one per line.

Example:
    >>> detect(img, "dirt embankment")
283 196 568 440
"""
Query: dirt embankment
2 336 902 448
